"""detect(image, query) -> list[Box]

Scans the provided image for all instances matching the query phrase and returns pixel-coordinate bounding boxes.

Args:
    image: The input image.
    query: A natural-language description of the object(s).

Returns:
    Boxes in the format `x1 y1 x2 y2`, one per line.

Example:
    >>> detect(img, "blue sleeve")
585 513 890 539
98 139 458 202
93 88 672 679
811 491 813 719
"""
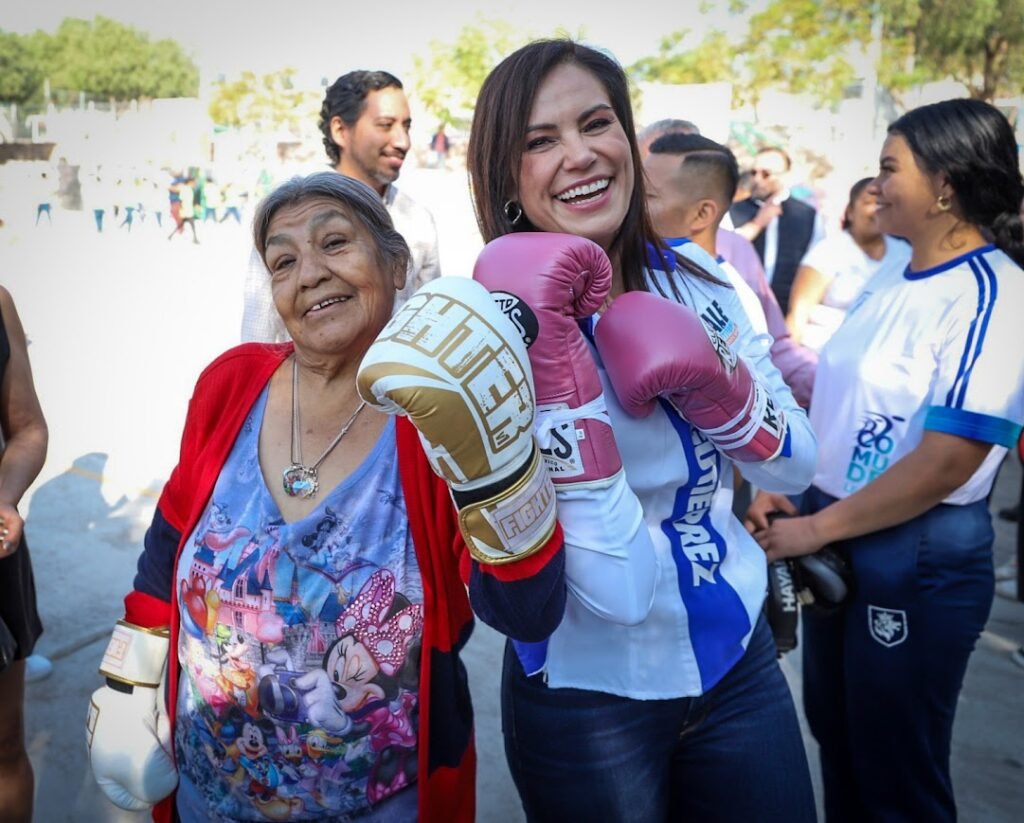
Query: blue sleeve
467 552 566 643
132 505 181 603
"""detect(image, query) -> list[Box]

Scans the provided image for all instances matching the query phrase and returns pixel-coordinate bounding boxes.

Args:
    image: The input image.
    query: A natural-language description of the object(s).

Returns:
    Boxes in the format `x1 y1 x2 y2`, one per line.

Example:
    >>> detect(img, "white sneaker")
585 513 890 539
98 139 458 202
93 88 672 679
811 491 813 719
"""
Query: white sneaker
24 654 52 683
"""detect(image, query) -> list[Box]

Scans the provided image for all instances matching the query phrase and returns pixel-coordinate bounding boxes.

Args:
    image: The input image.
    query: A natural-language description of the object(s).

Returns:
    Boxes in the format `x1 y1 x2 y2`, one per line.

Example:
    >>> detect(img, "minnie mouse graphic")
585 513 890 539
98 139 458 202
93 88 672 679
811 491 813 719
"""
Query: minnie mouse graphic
294 568 423 805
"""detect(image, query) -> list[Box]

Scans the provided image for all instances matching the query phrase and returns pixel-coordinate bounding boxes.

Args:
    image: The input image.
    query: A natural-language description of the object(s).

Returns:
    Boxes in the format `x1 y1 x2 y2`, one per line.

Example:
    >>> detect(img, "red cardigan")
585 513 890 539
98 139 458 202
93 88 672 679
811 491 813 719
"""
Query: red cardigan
122 343 566 822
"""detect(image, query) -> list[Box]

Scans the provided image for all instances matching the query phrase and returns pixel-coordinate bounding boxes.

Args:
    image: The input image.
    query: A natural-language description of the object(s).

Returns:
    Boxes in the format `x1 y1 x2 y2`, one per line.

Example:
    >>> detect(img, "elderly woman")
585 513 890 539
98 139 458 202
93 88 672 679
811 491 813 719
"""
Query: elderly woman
85 172 570 822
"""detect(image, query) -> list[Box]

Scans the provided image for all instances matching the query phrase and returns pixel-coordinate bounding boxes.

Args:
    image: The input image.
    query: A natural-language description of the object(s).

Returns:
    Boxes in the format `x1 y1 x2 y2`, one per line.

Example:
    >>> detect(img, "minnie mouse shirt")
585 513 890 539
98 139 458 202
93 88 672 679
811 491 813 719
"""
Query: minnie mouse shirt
173 387 423 821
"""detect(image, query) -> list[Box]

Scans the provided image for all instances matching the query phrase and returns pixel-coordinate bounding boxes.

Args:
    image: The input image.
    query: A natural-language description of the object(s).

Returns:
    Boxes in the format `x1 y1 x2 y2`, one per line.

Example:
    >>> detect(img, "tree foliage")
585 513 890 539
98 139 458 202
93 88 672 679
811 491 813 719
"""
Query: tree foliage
738 0 864 107
207 68 321 131
0 30 43 105
0 16 198 105
912 0 1024 100
411 17 586 129
630 29 736 87
43 17 198 100
412 18 528 129
632 0 1024 111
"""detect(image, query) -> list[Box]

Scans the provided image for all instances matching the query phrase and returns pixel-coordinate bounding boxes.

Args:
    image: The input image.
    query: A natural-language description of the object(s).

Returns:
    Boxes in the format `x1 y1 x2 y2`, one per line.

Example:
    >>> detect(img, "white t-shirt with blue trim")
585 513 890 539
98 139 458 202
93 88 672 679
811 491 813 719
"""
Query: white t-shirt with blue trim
810 244 1024 504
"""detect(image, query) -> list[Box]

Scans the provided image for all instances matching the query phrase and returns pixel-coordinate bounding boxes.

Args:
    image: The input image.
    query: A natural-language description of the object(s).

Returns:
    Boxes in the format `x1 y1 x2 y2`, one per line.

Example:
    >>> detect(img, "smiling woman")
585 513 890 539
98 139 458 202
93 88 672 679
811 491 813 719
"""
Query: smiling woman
84 171 571 823
466 39 819 822
747 98 1024 821
254 176 410 373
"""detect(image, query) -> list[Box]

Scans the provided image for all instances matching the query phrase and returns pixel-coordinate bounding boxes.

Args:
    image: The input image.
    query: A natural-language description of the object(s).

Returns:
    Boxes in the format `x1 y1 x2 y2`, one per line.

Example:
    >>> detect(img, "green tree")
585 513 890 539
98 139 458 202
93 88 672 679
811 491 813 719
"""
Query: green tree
412 17 528 129
629 29 737 87
737 0 867 108
411 17 587 129
627 28 739 111
37 16 198 102
207 68 320 132
0 30 43 105
730 0 1024 104
913 0 1024 100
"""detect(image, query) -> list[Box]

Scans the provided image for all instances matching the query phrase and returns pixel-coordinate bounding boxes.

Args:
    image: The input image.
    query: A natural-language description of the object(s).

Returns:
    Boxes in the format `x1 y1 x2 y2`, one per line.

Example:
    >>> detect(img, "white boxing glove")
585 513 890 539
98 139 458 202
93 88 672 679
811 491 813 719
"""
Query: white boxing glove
358 277 557 564
86 620 178 810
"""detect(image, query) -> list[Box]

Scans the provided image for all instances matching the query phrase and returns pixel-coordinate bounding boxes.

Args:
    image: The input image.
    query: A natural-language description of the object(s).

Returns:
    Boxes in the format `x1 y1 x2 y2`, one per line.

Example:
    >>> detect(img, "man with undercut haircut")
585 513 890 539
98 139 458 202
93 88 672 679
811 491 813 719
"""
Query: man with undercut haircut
241 70 441 342
645 133 816 407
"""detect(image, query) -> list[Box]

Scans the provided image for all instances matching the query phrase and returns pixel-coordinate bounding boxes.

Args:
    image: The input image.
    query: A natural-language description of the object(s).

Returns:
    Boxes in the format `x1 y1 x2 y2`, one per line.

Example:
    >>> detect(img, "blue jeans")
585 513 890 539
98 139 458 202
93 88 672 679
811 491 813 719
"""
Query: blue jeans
801 487 994 822
502 613 816 822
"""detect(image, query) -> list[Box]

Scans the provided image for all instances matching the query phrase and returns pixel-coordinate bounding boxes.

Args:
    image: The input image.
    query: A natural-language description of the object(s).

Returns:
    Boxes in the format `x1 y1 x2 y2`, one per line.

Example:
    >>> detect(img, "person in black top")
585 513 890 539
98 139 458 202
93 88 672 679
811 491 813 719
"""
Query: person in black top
0 285 49 823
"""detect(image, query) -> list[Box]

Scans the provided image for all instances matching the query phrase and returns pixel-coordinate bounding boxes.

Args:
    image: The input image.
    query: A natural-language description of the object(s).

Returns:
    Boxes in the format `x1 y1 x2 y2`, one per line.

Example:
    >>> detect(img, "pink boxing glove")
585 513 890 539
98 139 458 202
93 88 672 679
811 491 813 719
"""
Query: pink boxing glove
473 232 621 487
596 290 788 463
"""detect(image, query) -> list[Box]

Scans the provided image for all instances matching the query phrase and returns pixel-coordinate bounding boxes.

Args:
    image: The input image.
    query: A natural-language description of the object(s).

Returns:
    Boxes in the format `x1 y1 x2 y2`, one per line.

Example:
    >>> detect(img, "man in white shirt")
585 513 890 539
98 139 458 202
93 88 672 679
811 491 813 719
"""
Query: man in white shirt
241 70 441 342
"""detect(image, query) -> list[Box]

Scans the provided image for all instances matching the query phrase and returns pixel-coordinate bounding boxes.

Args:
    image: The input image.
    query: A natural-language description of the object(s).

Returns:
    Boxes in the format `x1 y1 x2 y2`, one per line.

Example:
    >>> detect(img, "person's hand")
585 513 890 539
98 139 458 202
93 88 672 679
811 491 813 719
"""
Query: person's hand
753 201 782 227
754 513 827 562
473 231 620 488
743 490 797 534
87 622 177 810
358 277 556 565
0 502 25 557
596 291 788 463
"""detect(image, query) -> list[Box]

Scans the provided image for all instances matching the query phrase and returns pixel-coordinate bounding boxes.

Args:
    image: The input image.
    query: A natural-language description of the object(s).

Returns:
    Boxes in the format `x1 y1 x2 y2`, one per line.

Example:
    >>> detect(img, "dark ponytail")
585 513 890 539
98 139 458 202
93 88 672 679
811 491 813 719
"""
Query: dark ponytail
991 209 1024 268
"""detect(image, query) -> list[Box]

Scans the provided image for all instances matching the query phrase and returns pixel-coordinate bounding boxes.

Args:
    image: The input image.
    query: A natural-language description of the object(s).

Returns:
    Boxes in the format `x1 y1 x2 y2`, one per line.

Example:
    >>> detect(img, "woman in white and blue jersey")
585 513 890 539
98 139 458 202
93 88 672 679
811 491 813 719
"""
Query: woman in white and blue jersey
749 98 1024 822
468 40 819 822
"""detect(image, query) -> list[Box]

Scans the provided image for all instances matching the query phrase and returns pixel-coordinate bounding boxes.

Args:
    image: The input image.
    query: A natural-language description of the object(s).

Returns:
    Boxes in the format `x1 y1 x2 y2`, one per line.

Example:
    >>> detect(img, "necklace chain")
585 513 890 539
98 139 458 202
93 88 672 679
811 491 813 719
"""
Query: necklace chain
283 357 366 499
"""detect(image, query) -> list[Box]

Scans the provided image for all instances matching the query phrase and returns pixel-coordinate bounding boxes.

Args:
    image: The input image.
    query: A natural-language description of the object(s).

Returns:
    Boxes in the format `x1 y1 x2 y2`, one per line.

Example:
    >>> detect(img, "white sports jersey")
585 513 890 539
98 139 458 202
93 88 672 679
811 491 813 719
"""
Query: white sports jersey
663 236 768 334
797 231 910 352
533 244 817 698
811 244 1024 503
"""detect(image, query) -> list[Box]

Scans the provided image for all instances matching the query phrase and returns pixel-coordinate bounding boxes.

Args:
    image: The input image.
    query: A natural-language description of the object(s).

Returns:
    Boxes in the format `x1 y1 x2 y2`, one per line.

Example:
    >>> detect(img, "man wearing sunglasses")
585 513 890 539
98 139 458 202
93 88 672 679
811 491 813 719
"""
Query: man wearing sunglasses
729 147 824 315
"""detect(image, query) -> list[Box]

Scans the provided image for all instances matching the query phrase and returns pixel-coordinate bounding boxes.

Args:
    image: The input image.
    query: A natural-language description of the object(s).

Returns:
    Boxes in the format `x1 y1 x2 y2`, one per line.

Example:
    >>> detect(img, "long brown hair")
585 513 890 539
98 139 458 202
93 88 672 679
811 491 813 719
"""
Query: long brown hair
467 39 719 295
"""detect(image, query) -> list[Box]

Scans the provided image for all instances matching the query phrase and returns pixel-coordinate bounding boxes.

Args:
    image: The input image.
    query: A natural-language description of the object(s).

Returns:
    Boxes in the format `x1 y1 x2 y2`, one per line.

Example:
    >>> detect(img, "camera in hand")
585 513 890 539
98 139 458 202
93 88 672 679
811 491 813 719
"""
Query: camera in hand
764 512 853 656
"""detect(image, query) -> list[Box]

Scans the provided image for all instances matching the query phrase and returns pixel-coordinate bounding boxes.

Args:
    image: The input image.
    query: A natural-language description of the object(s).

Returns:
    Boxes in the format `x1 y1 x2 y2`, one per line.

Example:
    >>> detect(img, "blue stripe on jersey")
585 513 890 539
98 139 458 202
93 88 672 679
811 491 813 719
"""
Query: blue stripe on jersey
945 257 996 408
780 426 792 458
956 257 998 407
657 398 751 692
904 243 996 279
944 260 984 407
925 406 1022 448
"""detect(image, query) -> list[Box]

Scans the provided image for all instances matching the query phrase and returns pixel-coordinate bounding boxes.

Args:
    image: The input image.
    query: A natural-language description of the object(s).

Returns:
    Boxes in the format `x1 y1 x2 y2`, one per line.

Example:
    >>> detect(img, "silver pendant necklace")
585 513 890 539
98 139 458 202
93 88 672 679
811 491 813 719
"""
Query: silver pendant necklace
283 357 367 499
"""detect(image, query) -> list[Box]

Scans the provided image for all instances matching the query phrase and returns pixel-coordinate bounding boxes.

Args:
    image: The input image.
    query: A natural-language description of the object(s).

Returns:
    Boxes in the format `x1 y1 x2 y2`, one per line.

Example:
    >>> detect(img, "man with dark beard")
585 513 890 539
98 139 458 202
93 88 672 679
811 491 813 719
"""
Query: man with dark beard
241 71 441 342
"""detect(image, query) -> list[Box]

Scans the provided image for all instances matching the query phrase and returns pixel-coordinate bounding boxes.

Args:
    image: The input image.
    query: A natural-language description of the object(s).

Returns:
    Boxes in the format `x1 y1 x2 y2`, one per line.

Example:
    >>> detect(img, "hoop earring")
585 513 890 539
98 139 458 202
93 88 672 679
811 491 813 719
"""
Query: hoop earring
503 200 523 226
936 194 952 212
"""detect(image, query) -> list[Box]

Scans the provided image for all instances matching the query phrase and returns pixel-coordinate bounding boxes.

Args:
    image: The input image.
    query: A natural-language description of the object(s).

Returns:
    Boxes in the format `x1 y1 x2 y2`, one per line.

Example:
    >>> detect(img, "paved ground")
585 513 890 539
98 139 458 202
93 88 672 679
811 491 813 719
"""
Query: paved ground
4 164 1022 821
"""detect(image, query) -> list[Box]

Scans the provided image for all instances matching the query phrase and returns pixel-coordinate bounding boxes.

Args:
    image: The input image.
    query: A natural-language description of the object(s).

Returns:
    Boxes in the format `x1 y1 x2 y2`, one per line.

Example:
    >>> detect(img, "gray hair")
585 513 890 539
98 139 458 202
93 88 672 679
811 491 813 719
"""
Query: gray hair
253 172 410 280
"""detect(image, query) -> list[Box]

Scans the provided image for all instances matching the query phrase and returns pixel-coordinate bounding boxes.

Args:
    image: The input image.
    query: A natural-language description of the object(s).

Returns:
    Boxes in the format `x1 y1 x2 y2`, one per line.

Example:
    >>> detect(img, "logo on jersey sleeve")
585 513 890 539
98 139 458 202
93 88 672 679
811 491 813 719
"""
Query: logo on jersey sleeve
868 605 908 647
700 299 739 348
698 317 738 374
